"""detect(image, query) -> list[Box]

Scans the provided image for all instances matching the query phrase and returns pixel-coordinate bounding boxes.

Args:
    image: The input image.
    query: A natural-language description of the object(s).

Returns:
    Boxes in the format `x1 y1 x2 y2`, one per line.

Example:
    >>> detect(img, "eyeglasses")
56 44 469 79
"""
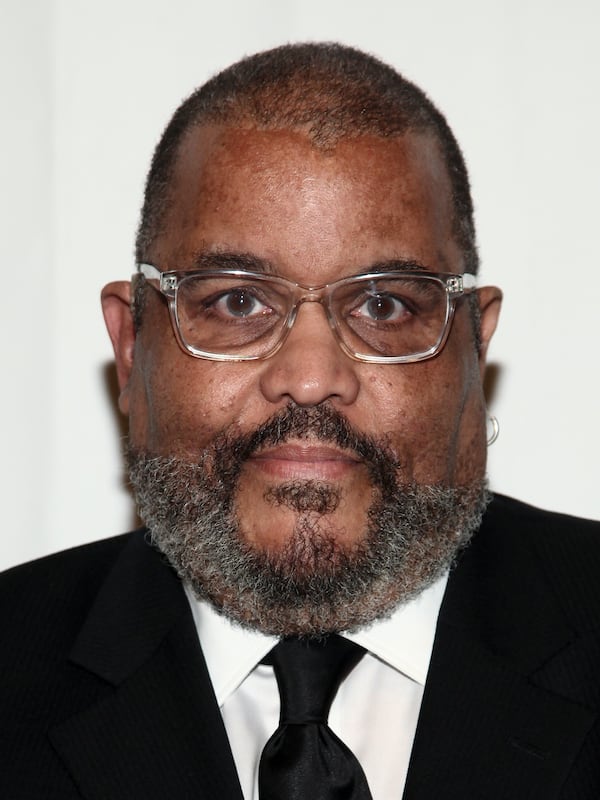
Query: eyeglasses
136 263 477 363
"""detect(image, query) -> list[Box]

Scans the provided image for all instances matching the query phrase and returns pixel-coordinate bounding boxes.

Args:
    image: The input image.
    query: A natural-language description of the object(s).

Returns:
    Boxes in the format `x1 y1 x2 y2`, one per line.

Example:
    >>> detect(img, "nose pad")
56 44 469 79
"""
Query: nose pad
259 302 360 407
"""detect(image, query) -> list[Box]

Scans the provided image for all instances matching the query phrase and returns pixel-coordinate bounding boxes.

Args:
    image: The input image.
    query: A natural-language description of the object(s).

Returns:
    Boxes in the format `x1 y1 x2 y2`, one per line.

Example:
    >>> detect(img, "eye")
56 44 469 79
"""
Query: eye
212 288 271 318
352 293 411 322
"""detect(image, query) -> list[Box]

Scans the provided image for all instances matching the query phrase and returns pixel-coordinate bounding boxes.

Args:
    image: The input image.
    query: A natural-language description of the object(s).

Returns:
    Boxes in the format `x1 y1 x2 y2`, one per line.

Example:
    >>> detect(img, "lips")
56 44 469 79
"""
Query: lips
247 442 362 481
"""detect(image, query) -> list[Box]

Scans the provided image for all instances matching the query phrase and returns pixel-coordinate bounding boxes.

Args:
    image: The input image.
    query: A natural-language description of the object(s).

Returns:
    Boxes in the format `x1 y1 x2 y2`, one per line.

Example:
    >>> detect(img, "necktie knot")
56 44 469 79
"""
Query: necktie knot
269 635 366 724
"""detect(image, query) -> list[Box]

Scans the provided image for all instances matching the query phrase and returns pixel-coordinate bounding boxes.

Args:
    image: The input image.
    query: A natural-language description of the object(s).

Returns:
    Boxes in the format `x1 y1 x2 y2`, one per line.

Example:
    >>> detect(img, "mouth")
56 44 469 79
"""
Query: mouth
247 442 362 481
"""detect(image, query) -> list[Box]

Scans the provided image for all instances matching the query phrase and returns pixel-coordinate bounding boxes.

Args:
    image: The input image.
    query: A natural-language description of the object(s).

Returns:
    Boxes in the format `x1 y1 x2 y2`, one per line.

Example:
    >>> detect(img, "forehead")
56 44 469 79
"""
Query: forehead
151 124 462 280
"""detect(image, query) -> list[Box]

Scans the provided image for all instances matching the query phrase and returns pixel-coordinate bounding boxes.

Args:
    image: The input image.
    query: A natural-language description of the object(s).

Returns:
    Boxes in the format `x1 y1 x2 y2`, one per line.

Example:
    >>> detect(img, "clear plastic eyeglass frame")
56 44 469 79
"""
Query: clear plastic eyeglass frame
136 262 477 364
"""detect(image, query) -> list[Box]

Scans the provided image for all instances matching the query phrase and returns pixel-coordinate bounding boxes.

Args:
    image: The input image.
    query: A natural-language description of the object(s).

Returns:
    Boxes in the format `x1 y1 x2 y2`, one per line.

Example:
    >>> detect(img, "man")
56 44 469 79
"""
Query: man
2 43 599 799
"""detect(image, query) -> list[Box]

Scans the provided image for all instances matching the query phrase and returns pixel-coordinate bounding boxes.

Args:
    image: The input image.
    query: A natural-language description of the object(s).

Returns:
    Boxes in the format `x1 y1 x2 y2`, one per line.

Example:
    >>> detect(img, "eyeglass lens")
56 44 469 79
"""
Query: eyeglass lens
175 274 449 359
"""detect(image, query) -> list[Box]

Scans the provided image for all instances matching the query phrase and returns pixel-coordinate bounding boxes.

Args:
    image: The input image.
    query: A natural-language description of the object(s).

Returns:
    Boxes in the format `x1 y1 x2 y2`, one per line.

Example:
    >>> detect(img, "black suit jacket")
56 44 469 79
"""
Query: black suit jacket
2 494 600 798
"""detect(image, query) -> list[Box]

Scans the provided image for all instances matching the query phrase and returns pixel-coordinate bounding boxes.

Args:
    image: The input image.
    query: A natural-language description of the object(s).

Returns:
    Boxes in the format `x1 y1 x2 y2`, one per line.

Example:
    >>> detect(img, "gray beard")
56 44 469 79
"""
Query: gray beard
127 404 489 636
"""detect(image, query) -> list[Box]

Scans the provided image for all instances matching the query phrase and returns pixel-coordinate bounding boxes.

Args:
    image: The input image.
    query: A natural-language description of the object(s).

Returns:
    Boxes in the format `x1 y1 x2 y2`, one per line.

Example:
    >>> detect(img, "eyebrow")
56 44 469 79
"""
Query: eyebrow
366 259 429 273
188 251 430 276
189 250 277 274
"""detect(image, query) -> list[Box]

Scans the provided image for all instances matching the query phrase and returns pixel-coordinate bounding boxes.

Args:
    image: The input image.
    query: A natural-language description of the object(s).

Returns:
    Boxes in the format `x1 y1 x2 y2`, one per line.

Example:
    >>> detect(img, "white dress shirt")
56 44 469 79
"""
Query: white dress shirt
185 574 447 800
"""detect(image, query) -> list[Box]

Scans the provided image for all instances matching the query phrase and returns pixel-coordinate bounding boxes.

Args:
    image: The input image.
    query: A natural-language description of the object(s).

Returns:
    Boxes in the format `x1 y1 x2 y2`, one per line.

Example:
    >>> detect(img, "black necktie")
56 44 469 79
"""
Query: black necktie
258 635 373 800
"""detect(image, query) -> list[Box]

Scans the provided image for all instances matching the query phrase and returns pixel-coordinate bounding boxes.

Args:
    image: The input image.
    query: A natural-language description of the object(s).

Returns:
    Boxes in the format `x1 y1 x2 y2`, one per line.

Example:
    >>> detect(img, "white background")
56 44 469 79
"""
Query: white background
1 0 599 571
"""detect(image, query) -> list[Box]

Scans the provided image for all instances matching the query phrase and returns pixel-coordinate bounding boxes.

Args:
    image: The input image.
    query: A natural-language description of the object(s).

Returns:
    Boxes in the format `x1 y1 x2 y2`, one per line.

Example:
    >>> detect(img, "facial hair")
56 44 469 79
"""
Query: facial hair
127 404 489 636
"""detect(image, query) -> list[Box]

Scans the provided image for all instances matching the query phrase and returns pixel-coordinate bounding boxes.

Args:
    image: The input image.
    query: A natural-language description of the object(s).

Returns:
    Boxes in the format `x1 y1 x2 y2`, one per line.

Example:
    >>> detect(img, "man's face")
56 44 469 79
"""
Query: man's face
102 124 501 633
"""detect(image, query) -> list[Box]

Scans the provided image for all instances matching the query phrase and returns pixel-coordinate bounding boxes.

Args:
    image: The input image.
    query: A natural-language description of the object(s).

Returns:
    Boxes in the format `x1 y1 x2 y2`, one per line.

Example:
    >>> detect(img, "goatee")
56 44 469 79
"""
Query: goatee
127 404 489 636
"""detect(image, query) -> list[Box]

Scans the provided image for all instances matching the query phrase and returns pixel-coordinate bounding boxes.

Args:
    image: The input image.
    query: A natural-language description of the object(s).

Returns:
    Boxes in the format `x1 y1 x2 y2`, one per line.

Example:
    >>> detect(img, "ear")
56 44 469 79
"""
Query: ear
476 285 503 379
101 281 136 415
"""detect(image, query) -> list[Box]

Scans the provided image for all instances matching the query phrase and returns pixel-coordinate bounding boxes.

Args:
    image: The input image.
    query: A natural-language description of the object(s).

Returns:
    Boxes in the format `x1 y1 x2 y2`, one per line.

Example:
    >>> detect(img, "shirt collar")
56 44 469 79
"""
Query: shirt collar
184 571 448 706
344 572 448 684
184 584 277 706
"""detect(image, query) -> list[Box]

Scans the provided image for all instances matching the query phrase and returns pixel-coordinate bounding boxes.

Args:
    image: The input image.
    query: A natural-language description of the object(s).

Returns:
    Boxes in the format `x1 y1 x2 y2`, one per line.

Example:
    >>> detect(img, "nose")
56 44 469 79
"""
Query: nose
258 302 360 407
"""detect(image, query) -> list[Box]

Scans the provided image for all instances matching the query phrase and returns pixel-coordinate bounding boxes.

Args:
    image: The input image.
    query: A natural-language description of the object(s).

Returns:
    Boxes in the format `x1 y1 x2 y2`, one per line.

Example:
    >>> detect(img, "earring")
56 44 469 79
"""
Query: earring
486 413 499 446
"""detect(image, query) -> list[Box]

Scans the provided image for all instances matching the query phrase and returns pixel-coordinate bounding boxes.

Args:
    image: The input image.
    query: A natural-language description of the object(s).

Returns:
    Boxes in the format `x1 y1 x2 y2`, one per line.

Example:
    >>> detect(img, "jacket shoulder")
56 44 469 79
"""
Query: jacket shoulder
483 493 600 631
488 492 600 537
0 532 143 645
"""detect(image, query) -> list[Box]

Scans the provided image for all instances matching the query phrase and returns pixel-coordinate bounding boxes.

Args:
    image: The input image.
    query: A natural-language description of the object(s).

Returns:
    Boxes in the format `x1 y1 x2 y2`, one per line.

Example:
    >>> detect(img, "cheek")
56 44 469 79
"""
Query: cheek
128 333 259 456
363 349 485 485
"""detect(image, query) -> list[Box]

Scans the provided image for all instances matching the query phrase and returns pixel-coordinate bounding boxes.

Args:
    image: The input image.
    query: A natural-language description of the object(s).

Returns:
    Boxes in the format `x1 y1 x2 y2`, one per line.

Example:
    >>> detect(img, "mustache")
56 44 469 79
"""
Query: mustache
216 403 401 494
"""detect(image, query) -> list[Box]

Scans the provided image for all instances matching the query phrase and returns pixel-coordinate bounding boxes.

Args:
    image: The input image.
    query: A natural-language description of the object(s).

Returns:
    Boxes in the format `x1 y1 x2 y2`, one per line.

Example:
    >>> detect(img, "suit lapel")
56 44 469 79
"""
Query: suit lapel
403 623 593 799
403 498 596 799
49 533 244 800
